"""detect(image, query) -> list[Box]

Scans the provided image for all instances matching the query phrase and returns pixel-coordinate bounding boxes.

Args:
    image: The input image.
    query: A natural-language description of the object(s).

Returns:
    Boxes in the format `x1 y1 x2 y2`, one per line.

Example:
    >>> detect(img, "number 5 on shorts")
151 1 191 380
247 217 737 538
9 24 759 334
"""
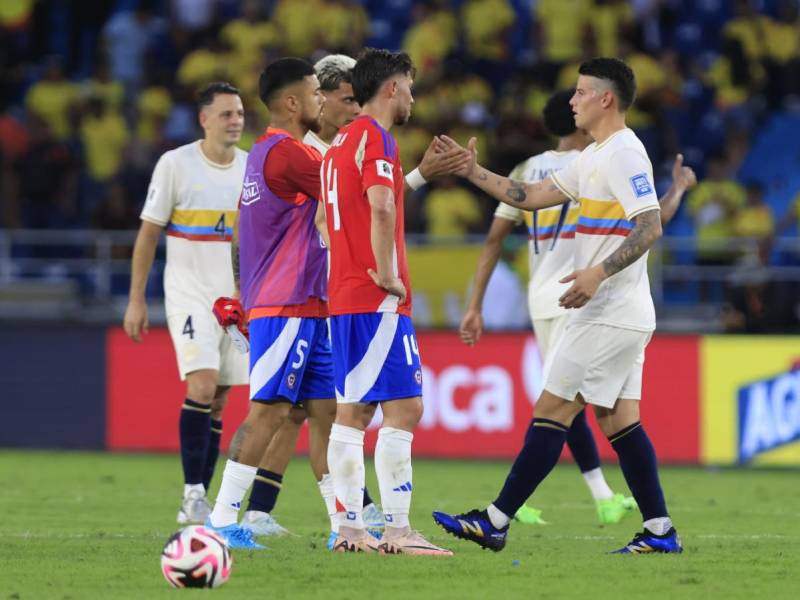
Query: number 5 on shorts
291 339 308 369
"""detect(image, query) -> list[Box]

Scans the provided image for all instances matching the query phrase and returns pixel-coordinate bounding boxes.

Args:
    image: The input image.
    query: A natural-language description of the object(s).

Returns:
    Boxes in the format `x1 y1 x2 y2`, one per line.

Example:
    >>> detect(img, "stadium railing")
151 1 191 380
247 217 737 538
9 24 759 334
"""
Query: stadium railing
1 229 799 330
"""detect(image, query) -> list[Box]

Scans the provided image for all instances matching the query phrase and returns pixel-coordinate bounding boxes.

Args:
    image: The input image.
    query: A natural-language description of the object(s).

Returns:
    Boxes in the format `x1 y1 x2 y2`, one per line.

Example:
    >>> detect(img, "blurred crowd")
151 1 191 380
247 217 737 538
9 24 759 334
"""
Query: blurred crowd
2 0 800 325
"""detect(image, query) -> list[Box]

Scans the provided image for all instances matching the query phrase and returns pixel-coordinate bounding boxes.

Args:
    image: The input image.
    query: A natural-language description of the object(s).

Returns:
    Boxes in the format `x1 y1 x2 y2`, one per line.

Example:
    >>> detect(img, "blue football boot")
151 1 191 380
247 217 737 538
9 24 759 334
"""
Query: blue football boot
326 530 338 551
432 508 508 552
204 518 266 550
611 527 683 554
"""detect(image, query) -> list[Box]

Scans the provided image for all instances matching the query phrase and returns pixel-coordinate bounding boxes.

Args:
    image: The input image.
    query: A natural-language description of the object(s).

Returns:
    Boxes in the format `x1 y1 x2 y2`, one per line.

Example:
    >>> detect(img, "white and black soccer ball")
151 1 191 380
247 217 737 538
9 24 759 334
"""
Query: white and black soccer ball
161 525 232 588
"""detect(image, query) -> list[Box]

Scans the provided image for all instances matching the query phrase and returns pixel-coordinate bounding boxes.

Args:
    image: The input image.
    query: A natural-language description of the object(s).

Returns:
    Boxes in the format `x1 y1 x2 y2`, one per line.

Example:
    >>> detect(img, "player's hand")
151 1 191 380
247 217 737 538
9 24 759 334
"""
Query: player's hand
367 269 407 304
418 136 475 180
671 153 697 192
459 308 484 346
123 298 149 342
558 265 605 309
436 135 477 178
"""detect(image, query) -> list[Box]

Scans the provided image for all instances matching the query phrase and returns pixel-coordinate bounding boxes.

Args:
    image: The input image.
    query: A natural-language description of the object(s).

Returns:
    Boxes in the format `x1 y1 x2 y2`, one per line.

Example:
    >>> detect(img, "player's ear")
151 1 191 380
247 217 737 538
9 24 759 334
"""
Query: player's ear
285 93 298 114
197 107 208 129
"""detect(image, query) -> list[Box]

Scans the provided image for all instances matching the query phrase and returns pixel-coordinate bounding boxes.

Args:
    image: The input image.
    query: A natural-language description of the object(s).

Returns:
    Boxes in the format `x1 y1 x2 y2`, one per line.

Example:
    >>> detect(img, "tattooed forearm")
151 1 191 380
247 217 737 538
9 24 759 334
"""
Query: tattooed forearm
231 241 240 290
601 209 662 277
228 422 249 461
506 180 527 203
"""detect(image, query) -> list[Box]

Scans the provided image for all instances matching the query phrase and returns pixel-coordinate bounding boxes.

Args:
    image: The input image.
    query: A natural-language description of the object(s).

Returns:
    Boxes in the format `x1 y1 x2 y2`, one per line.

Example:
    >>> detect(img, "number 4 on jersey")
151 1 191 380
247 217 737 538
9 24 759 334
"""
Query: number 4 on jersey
214 214 226 238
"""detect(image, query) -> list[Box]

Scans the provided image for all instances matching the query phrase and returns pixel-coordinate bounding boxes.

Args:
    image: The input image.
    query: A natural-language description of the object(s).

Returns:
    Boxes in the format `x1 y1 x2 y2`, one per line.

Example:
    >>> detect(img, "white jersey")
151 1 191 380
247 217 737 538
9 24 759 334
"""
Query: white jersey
140 140 247 315
550 128 660 332
495 150 580 320
303 130 330 155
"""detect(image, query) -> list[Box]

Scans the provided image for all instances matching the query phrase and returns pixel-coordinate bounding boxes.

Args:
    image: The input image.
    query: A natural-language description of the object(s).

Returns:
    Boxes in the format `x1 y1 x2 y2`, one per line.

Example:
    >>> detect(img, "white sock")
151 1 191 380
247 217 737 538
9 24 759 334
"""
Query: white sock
318 473 339 533
487 504 511 529
208 460 256 528
582 468 614 501
184 483 205 499
327 424 365 530
374 427 414 530
643 517 673 536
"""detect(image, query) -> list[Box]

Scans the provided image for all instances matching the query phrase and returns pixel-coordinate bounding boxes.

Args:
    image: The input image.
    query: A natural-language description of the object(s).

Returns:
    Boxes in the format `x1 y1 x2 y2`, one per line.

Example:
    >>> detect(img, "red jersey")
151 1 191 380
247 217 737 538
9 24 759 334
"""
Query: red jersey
322 115 411 316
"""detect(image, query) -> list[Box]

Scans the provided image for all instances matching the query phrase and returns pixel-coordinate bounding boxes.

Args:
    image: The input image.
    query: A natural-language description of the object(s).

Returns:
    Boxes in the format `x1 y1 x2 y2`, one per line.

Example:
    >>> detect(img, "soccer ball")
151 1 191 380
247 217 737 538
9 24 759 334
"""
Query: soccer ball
161 526 232 588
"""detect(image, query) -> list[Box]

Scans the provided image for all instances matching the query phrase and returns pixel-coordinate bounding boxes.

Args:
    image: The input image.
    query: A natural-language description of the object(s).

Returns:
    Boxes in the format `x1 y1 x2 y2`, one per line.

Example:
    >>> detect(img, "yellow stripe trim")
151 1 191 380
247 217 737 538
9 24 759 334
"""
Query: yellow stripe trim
170 209 238 227
254 475 282 489
210 427 223 434
579 197 627 220
182 404 212 414
528 206 580 228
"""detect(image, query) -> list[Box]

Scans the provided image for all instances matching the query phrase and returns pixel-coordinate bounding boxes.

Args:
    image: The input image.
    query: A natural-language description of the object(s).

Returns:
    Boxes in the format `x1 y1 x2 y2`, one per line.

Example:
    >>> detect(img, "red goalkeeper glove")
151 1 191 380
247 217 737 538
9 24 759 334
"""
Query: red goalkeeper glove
212 297 249 354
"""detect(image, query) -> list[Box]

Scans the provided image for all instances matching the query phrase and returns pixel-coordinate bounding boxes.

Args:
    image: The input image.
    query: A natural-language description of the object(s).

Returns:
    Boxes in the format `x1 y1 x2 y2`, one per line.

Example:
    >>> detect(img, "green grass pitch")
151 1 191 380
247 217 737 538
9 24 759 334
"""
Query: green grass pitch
2 451 798 599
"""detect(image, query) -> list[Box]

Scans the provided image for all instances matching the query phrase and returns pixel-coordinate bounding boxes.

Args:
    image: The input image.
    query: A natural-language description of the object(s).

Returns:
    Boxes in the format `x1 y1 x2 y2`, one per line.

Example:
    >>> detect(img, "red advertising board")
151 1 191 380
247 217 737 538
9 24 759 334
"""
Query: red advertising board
106 328 699 462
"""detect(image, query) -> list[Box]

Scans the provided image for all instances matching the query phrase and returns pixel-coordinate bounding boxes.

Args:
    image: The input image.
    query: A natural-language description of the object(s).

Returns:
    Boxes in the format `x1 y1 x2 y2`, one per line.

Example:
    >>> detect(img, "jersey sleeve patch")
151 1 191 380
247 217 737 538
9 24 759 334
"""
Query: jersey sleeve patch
629 172 654 198
376 159 394 181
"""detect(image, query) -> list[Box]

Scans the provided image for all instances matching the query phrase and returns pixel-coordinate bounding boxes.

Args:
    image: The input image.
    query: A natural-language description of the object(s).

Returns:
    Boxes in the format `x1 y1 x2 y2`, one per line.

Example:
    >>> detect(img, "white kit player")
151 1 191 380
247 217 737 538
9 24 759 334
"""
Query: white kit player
434 58 696 555
123 82 249 524
461 89 694 526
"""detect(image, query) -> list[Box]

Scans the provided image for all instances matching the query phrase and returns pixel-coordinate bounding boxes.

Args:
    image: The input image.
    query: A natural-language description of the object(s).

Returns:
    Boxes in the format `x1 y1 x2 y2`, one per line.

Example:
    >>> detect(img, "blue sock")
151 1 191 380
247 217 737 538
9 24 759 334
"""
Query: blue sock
363 486 374 507
247 469 283 513
202 419 223 492
179 398 211 485
566 409 601 473
493 418 568 518
609 422 668 520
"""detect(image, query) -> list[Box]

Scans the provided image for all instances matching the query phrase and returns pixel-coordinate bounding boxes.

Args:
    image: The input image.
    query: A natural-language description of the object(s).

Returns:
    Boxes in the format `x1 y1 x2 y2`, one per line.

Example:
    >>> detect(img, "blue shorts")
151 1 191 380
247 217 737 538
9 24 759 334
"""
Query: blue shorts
329 313 423 404
249 316 334 403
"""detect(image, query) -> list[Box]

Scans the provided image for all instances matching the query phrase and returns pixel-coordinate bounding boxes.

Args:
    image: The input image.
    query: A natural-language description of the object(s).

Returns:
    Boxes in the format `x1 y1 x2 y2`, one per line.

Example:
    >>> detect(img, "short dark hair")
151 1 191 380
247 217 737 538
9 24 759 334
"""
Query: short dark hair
578 57 636 111
352 48 415 106
258 57 316 106
543 89 577 137
197 82 240 109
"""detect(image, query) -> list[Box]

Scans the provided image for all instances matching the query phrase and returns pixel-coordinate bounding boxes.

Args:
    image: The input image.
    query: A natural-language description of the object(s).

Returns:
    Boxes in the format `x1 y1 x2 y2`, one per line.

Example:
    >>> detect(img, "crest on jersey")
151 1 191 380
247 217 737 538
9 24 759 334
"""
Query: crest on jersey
629 173 653 198
377 160 394 180
241 178 260 205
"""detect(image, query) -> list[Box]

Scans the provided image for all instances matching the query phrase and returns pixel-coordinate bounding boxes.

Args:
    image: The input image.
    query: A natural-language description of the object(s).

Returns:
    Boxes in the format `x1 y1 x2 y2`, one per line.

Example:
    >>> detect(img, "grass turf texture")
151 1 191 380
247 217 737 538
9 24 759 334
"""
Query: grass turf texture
2 451 798 599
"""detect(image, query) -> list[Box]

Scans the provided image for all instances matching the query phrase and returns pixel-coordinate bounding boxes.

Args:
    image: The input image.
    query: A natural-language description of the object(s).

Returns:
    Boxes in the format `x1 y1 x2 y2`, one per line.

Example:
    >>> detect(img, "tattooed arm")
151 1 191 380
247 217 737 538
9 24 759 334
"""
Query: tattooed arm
558 209 663 309
467 164 569 211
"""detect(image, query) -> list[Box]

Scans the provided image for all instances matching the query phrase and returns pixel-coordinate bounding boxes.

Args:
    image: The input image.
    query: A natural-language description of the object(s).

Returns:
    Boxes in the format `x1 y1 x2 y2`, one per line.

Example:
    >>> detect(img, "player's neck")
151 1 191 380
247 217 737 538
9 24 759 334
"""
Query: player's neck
269 117 307 142
317 122 338 145
588 113 627 145
361 103 393 131
200 139 236 165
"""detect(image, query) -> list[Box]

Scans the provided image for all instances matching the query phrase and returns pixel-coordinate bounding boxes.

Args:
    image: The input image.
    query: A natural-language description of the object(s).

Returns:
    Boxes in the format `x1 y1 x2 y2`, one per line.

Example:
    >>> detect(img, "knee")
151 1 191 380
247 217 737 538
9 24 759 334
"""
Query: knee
210 387 229 419
186 374 217 405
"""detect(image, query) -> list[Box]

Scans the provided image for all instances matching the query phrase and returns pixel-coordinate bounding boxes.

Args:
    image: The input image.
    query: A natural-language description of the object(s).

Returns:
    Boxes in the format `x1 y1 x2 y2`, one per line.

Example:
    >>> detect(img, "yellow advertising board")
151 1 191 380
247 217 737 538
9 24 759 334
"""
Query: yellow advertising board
702 336 800 465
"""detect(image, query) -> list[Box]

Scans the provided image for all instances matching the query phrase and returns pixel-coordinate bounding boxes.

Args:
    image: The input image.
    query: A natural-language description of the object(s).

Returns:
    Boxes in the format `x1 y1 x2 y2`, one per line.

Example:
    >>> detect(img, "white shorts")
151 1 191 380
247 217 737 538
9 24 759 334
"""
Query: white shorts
166 309 249 385
542 322 650 408
532 315 569 361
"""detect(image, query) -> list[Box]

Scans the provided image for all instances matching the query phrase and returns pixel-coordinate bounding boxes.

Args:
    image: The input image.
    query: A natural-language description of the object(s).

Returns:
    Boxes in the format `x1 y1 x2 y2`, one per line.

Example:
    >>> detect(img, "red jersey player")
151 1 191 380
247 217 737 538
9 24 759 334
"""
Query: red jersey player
322 48 461 555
